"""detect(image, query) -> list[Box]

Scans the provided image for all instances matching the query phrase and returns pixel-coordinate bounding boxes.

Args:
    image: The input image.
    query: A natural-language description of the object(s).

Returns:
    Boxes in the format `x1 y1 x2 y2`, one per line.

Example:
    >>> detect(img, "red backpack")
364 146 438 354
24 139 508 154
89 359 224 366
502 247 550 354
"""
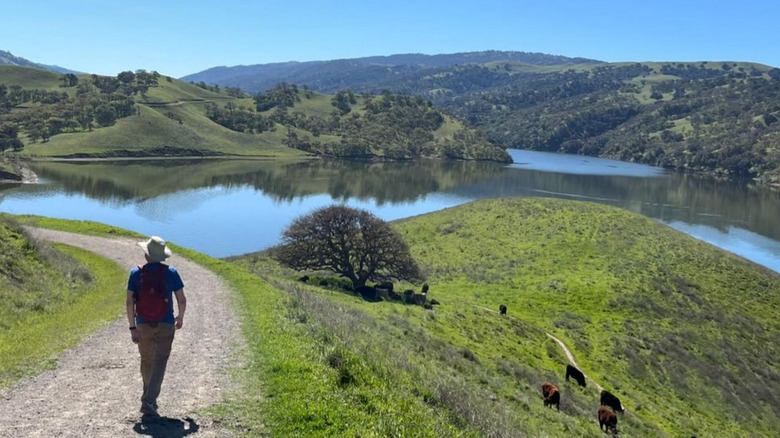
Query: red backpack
135 264 169 322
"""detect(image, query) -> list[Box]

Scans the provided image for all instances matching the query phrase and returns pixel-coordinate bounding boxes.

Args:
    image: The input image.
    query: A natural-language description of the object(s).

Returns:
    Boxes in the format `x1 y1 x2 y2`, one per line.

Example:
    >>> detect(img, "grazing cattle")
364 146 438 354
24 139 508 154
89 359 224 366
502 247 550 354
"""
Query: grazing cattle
600 390 624 413
421 283 429 294
597 406 618 434
541 381 560 411
499 304 507 315
430 299 440 305
565 364 586 388
424 303 433 310
298 275 309 283
377 281 394 291
355 286 379 301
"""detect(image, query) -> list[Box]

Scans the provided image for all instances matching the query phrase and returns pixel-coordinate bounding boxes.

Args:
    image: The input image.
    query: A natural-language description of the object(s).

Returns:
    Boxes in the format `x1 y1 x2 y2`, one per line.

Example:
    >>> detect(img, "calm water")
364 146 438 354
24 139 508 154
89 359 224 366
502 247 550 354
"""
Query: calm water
1 150 779 273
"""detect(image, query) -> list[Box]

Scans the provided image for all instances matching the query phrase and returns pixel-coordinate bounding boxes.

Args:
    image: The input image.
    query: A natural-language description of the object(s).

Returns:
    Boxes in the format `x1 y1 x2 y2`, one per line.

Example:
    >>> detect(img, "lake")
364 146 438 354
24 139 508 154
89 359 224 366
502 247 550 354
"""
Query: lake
1 150 779 274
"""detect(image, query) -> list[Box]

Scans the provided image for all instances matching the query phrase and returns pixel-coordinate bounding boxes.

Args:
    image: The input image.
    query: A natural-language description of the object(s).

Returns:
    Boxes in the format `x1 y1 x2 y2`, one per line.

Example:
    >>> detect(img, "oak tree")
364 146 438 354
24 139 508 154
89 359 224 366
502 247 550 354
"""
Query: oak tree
272 205 423 289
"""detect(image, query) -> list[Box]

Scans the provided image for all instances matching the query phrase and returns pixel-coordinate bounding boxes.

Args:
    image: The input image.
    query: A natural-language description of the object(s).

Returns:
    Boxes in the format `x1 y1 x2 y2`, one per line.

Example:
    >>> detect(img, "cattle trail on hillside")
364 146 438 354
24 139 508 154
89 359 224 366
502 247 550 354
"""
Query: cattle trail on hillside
475 305 605 393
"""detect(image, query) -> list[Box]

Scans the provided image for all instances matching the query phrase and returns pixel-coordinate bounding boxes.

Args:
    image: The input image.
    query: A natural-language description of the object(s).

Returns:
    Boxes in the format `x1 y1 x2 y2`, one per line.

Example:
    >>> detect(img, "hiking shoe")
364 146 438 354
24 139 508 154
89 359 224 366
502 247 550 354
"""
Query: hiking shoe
140 402 159 417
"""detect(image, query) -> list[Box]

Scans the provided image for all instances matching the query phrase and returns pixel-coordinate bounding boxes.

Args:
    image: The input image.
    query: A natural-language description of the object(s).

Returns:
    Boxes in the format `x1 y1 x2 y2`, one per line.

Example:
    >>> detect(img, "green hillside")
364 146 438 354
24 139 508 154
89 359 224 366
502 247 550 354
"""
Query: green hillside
233 198 780 437
12 200 780 437
209 83 511 162
1 66 510 162
0 215 126 387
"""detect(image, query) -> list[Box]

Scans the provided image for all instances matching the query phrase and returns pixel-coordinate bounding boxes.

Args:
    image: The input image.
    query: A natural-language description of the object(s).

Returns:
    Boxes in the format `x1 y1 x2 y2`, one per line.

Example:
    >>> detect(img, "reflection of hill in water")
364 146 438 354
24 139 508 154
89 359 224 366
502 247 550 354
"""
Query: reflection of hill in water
448 169 780 242
27 159 506 205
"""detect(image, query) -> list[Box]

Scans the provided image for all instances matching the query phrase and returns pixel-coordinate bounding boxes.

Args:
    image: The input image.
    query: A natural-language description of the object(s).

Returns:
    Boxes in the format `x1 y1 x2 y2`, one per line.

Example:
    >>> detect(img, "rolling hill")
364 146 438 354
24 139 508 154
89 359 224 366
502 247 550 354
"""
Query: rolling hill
231 197 780 437
0 65 507 161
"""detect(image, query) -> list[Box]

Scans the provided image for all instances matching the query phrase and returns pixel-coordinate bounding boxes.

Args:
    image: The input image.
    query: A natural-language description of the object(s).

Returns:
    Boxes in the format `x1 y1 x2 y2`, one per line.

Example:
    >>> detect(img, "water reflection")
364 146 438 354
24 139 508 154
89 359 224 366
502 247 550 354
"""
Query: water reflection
23 159 505 205
1 151 778 271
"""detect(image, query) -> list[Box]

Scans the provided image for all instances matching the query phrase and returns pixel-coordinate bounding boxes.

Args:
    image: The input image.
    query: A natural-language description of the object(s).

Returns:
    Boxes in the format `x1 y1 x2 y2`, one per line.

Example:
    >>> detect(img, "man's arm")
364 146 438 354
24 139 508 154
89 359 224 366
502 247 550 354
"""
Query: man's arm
126 291 139 343
174 289 186 329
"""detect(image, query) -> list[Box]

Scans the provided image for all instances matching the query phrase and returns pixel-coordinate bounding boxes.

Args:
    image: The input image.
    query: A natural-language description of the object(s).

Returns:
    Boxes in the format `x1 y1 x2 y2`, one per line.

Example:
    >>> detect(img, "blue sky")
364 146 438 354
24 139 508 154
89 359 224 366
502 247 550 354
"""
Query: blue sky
2 0 778 77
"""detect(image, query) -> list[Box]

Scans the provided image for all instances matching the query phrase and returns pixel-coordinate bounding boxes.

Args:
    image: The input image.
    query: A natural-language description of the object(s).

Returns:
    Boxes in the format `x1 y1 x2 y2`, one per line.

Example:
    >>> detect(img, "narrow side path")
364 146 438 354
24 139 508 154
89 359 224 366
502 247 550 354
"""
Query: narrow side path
0 228 245 437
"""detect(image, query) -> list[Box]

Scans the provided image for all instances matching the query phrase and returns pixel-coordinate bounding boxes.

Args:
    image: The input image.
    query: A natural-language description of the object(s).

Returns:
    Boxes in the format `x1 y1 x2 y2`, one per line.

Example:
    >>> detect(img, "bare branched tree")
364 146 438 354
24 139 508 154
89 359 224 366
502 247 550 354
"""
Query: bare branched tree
272 205 424 288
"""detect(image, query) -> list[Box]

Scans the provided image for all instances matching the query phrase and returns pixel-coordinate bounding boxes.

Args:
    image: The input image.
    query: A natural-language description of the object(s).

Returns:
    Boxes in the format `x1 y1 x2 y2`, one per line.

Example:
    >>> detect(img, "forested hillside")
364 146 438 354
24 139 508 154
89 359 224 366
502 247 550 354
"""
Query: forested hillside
432 62 780 184
189 52 780 184
0 66 508 162
206 82 510 161
373 62 780 184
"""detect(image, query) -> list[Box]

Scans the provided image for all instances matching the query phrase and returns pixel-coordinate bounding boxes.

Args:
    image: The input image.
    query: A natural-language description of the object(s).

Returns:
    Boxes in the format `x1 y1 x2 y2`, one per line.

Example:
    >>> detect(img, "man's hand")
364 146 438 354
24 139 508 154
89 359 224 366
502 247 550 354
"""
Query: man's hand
130 329 140 344
175 315 184 330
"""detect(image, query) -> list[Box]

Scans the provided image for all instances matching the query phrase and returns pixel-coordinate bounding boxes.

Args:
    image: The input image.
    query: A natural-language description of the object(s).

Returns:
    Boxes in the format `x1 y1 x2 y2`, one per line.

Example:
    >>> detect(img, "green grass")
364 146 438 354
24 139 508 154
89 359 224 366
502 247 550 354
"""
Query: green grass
11 216 485 436
390 198 780 437
235 198 780 437
15 197 780 437
0 66 306 158
0 65 67 91
22 104 305 158
0 217 127 387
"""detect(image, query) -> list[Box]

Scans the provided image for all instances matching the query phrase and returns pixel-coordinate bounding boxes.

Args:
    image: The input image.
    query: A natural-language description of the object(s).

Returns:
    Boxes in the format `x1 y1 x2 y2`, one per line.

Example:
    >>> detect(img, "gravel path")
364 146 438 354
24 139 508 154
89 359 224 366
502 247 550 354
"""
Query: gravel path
0 228 245 437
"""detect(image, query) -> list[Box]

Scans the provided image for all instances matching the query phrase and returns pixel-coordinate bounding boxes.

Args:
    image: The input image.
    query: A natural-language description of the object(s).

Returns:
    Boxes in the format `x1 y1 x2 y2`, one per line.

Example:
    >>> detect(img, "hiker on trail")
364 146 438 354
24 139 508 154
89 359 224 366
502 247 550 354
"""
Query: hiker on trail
126 236 187 417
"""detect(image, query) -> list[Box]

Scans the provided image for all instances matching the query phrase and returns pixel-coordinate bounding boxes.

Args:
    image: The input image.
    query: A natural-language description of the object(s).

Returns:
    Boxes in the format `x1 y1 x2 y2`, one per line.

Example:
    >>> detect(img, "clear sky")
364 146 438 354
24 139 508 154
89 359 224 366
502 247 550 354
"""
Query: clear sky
2 0 778 78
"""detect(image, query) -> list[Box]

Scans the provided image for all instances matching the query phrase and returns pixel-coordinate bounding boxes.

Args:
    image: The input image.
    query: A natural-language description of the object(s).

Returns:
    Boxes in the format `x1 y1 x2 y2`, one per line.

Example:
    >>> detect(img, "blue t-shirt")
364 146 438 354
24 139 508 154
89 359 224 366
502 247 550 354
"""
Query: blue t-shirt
127 263 184 325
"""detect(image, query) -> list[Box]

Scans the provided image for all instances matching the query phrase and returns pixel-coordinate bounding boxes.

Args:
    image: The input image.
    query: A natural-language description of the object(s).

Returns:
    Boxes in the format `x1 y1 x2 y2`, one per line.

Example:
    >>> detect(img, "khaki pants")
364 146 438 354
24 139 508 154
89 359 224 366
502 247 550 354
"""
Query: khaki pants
137 323 175 406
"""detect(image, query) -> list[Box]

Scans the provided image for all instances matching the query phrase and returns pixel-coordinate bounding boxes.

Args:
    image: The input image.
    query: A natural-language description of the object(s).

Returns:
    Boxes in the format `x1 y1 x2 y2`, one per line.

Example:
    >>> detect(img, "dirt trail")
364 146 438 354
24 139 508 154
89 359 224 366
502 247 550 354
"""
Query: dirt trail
475 305 604 392
0 229 245 437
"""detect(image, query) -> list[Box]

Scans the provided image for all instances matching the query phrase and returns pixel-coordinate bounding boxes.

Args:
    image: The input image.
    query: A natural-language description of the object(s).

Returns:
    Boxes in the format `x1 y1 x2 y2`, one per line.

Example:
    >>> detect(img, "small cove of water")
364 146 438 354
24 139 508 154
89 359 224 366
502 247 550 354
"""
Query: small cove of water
1 150 778 273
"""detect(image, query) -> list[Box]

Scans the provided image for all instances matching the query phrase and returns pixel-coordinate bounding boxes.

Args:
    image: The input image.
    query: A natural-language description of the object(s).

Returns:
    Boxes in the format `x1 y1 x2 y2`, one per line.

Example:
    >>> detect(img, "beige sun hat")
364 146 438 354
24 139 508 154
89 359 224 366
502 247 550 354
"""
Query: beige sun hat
137 236 172 262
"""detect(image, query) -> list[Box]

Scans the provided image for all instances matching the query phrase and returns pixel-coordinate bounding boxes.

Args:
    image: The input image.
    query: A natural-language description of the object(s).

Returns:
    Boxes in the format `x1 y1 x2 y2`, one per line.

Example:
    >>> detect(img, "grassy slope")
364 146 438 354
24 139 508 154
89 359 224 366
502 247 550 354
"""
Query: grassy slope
233 198 780 437
12 216 487 437
0 66 306 158
0 216 127 387
392 198 780 437
15 197 780 437
0 65 66 91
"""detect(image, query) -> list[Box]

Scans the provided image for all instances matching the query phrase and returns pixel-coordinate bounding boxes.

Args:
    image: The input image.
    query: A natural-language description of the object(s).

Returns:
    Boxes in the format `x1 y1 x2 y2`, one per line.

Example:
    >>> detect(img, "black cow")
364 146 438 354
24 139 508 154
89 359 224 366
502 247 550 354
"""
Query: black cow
600 390 624 413
565 364 586 388
499 304 507 315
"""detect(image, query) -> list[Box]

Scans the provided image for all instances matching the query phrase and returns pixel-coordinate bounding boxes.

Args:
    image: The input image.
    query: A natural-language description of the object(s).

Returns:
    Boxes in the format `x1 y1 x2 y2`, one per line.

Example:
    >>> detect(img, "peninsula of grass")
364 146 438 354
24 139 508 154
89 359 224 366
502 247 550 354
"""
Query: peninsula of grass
0 216 127 387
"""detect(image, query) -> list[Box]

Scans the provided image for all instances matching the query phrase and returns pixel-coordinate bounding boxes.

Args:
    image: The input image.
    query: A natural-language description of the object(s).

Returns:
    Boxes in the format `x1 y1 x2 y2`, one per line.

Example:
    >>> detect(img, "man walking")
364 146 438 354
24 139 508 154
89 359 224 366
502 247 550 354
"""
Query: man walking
126 236 186 417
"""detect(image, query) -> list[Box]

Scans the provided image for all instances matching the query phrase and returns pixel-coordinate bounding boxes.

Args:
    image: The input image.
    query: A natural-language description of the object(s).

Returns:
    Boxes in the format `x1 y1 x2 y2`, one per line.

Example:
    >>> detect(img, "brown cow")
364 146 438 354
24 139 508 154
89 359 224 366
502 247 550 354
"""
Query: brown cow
598 406 618 434
541 381 560 411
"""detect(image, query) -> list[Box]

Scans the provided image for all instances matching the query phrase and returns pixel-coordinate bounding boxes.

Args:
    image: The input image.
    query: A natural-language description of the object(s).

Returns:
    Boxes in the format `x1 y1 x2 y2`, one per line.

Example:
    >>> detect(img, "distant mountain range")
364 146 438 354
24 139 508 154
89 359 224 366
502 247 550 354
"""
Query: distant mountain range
0 49 79 75
180 50 601 94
